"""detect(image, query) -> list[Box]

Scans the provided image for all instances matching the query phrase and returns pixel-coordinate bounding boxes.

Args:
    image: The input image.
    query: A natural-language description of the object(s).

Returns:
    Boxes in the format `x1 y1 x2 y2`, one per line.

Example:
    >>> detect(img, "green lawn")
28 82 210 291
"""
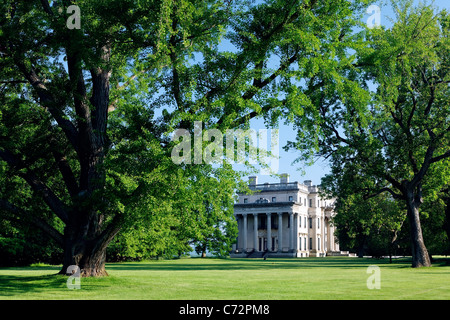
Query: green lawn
0 256 449 300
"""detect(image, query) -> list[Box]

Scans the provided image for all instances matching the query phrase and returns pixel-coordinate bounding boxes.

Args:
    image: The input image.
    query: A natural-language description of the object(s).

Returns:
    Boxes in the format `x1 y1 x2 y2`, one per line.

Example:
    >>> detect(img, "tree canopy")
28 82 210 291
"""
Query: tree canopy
289 2 450 267
0 0 373 275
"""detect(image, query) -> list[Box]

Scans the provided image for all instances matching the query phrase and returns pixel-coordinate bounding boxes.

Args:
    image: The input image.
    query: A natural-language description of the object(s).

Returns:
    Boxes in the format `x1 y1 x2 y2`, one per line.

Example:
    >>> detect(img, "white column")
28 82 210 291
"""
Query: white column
310 215 316 252
320 214 326 252
243 214 248 252
294 213 299 252
278 213 283 252
234 214 238 250
289 212 294 251
253 213 258 251
266 213 272 251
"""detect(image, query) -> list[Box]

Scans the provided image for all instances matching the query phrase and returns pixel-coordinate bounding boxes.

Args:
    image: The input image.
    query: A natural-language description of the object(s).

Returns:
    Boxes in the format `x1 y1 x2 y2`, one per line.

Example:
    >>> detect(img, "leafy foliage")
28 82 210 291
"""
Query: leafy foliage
294 2 450 266
0 0 375 268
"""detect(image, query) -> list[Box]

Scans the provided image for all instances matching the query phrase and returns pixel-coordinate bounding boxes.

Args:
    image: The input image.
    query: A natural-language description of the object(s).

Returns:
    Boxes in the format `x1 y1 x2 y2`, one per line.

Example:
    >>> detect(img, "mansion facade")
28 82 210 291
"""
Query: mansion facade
231 174 340 258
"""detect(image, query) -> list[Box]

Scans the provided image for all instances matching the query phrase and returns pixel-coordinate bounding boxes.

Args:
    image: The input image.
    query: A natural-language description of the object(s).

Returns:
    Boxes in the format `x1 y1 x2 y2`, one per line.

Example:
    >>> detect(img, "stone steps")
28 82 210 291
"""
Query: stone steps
246 250 269 258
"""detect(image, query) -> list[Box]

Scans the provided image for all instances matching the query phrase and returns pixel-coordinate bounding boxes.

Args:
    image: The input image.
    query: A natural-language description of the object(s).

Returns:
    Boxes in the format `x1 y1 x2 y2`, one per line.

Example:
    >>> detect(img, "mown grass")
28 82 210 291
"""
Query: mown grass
0 256 449 300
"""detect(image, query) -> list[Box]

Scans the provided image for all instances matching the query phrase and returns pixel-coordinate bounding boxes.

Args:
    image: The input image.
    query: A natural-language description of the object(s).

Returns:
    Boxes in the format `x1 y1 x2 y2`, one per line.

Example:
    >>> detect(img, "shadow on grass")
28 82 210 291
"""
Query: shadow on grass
3 256 444 297
0 273 66 297
105 257 414 272
0 266 113 297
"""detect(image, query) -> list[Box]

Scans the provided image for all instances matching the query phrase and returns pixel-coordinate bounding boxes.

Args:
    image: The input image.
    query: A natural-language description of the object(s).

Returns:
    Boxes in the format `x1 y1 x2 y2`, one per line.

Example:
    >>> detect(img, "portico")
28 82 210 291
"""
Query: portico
234 211 299 254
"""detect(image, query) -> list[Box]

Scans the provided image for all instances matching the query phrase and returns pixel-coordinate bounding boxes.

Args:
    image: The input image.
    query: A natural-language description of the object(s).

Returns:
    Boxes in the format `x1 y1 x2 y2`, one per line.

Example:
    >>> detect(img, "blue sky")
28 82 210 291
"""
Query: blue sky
239 0 450 186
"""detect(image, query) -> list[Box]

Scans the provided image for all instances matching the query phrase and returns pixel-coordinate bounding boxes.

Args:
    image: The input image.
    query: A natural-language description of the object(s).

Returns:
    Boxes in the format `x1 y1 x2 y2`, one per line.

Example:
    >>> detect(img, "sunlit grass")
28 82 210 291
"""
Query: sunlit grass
1 257 449 300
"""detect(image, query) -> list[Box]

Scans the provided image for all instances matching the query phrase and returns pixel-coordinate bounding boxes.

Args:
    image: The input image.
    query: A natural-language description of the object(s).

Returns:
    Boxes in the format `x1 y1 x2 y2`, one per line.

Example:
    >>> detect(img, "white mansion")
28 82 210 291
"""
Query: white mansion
231 174 340 258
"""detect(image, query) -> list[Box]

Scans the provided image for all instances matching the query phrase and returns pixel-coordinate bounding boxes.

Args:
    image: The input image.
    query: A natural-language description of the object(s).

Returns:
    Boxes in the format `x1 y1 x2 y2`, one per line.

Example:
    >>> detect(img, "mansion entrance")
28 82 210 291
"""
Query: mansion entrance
258 237 277 252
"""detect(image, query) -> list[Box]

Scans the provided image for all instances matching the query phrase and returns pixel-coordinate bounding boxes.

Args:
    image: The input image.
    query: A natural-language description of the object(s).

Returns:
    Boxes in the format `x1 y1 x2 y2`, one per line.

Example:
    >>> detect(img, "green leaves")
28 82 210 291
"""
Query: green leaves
1 0 397 264
291 2 450 262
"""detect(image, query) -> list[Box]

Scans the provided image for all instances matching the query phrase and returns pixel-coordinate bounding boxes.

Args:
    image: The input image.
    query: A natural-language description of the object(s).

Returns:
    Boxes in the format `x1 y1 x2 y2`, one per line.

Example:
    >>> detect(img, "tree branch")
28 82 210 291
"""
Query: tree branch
0 148 70 224
383 173 404 193
93 211 124 255
430 149 450 164
363 187 404 200
169 17 184 110
13 58 79 152
89 44 112 137
52 148 79 198
40 0 54 16
410 144 436 189
0 198 64 246
0 80 28 84
217 52 298 128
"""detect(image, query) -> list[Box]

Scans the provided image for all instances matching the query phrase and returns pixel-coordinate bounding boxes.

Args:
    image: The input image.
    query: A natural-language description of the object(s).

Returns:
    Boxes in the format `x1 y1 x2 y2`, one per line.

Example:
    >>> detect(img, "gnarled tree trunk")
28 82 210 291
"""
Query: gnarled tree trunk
59 208 122 277
443 189 450 247
60 238 109 277
405 189 431 268
57 43 114 277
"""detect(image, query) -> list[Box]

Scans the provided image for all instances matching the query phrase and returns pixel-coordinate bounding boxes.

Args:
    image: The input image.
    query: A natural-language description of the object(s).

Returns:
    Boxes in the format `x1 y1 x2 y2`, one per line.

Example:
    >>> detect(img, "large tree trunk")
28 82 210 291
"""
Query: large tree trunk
443 190 450 246
405 191 431 268
356 235 366 258
60 239 108 277
59 209 121 277
58 43 113 277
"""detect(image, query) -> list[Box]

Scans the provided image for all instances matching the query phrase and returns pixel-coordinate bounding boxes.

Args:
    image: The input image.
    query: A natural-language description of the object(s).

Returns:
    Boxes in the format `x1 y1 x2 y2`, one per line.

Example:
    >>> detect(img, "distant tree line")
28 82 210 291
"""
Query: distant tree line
327 180 450 261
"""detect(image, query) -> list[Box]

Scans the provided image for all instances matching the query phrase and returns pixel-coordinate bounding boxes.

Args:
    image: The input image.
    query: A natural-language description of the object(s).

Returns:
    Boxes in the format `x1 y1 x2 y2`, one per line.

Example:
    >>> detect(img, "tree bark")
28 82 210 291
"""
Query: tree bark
405 190 431 268
357 236 366 258
60 242 109 277
59 216 121 277
59 215 106 277
443 190 450 246
56 43 113 277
